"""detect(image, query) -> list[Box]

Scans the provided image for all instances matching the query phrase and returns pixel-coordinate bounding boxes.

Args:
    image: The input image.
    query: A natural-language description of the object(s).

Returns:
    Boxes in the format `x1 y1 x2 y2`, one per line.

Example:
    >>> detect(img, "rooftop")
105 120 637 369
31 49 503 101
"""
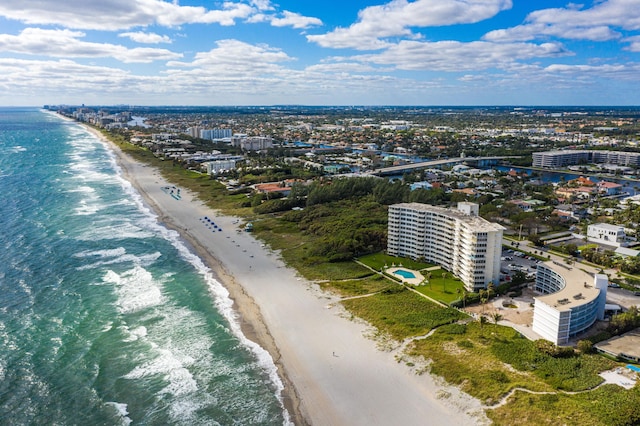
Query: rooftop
535 261 601 311
390 202 505 233
595 328 640 362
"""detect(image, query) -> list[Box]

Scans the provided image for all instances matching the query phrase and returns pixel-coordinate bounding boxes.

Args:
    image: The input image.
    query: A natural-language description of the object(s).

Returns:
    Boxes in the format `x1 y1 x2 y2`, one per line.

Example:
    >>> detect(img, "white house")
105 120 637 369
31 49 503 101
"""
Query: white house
587 223 629 247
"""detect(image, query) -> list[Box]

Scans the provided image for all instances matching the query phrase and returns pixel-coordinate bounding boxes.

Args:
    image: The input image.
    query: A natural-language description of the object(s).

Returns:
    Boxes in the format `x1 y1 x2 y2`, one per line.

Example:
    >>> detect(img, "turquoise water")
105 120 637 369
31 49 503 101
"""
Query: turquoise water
0 108 288 425
393 269 416 279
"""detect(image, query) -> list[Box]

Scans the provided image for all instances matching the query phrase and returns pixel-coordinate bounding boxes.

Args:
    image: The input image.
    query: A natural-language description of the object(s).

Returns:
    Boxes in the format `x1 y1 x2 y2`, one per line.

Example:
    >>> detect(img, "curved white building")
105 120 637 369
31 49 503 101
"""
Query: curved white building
532 262 608 345
387 202 504 292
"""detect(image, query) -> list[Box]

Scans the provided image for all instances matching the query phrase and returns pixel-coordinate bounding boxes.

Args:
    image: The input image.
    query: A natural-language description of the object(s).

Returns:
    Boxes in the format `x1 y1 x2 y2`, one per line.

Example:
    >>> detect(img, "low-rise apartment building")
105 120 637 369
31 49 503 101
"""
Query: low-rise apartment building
532 262 607 345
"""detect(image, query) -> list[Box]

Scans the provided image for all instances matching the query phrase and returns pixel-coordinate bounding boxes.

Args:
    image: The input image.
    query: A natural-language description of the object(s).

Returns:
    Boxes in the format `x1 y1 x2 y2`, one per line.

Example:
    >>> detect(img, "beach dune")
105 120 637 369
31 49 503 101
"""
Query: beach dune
92 126 486 425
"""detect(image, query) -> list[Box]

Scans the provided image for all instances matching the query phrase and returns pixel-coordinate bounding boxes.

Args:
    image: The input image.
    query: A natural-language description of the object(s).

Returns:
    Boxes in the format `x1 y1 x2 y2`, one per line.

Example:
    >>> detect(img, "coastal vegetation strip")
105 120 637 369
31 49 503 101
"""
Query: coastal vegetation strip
408 322 640 425
98 126 640 426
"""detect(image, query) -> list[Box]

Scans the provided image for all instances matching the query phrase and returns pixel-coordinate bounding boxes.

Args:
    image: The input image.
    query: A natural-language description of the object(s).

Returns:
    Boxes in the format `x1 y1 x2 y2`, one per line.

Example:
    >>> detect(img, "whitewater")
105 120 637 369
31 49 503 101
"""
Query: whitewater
0 108 288 425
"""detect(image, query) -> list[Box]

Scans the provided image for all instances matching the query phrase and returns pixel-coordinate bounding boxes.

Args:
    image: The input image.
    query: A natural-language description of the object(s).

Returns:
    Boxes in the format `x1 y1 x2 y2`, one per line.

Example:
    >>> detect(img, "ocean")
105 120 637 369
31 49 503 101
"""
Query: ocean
0 108 289 425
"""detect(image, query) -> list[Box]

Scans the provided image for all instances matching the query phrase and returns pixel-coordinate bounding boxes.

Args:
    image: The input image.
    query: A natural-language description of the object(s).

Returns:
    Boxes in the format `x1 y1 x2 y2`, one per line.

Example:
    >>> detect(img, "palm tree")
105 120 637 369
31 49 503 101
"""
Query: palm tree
479 315 488 336
491 312 503 325
479 289 488 314
425 271 432 289
441 271 447 292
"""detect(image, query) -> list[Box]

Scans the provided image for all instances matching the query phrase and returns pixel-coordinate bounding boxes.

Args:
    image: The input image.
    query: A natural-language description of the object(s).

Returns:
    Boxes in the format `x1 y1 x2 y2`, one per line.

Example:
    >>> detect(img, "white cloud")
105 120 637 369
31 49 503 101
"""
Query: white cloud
624 35 640 51
0 58 136 100
346 39 569 72
543 62 640 81
483 0 640 42
166 39 294 76
119 31 172 44
0 0 256 30
307 0 512 50
249 0 274 11
0 28 182 63
270 11 322 29
305 62 382 73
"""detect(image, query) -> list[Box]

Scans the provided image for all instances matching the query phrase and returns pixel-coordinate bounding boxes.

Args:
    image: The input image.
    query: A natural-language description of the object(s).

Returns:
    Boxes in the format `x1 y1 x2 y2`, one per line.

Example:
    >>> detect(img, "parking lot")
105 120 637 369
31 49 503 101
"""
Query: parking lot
501 248 541 280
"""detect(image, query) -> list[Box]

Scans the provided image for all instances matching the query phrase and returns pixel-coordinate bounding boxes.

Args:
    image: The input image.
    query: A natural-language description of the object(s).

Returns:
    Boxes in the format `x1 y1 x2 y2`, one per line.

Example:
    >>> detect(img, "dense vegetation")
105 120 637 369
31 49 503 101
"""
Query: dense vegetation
408 322 640 425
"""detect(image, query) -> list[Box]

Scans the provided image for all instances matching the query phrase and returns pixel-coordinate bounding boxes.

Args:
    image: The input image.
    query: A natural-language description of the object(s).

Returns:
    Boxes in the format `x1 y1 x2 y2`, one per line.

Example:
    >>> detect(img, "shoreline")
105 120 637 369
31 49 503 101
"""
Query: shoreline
81 122 487 425
89 126 306 423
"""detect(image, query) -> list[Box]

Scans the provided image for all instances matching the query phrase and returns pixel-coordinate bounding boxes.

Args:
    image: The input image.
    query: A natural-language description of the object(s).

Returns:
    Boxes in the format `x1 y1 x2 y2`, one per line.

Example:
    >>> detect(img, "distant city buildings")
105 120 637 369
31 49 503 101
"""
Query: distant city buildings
387 202 504 291
202 128 233 140
231 135 273 151
533 150 640 169
203 155 244 174
186 127 233 140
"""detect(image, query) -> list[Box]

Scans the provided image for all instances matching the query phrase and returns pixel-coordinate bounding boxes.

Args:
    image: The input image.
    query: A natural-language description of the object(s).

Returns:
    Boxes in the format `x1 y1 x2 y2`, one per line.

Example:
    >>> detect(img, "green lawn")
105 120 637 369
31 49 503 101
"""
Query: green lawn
411 268 467 304
342 286 467 340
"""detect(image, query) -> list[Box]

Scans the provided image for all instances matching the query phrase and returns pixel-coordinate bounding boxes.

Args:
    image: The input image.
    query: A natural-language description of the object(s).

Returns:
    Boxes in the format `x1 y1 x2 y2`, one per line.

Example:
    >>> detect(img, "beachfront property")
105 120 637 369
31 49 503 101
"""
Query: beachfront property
532 149 640 169
532 262 608 345
203 155 244 174
387 202 504 292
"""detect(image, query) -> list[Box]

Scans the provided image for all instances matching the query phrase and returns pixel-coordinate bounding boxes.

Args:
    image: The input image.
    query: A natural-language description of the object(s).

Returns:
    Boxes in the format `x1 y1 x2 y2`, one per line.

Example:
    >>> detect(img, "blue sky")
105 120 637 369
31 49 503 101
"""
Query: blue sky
0 0 639 106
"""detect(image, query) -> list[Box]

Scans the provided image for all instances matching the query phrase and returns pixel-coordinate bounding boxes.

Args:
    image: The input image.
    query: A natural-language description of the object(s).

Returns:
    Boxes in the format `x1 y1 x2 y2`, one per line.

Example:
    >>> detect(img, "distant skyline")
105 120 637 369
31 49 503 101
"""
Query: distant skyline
1 0 639 106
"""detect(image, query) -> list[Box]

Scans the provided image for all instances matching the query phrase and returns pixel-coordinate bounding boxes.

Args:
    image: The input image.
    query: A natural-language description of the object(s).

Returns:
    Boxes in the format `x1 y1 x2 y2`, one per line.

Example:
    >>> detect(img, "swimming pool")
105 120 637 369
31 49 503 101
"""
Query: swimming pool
627 364 640 373
393 269 416 279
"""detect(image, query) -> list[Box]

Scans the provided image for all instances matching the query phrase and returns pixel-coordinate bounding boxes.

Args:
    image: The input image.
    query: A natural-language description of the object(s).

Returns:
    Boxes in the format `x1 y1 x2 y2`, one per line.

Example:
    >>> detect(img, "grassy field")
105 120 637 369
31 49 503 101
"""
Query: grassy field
317 275 397 297
405 320 640 425
488 384 640 426
341 286 467 340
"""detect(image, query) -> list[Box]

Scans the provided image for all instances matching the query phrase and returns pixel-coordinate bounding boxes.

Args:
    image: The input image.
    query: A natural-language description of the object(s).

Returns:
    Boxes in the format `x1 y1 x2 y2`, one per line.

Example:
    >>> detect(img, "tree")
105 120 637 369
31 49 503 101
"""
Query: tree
491 312 503 325
479 289 488 313
577 340 593 354
442 271 447 292
487 281 495 297
479 315 489 336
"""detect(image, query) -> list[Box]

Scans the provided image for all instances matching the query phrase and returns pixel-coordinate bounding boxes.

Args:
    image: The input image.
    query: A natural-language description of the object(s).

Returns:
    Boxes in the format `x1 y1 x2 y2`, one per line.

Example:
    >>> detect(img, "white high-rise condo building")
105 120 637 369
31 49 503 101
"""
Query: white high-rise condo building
387 202 504 291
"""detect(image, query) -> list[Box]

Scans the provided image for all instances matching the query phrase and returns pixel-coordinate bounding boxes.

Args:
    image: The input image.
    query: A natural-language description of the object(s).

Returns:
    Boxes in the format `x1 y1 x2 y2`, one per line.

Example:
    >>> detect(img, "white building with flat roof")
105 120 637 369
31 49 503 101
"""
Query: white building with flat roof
533 150 640 168
387 202 504 291
587 223 629 247
532 262 607 345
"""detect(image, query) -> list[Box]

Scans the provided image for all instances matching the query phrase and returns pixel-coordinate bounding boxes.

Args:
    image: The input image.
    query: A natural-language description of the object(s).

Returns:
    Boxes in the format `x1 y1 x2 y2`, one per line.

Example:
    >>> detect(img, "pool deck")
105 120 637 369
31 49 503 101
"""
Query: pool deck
386 267 425 286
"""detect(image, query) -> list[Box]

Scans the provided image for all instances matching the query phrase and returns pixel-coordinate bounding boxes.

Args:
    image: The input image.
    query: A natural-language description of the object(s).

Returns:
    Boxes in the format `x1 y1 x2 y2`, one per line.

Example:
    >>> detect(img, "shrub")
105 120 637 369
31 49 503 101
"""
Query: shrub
577 340 594 354
439 323 467 334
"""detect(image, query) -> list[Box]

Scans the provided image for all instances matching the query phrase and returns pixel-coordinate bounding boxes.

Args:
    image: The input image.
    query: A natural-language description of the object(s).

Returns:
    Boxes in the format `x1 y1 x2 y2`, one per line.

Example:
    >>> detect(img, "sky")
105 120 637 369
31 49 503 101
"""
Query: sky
0 0 639 106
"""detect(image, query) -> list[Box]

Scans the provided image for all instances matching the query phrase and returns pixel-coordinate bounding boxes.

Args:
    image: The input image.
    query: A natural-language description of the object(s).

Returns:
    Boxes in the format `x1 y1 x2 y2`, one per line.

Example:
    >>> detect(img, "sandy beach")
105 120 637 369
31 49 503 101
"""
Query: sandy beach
88 125 487 425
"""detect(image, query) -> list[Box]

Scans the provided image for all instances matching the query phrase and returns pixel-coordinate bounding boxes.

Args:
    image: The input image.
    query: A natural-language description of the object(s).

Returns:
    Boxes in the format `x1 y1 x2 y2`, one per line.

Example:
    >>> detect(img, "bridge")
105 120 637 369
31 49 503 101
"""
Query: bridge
370 156 521 176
